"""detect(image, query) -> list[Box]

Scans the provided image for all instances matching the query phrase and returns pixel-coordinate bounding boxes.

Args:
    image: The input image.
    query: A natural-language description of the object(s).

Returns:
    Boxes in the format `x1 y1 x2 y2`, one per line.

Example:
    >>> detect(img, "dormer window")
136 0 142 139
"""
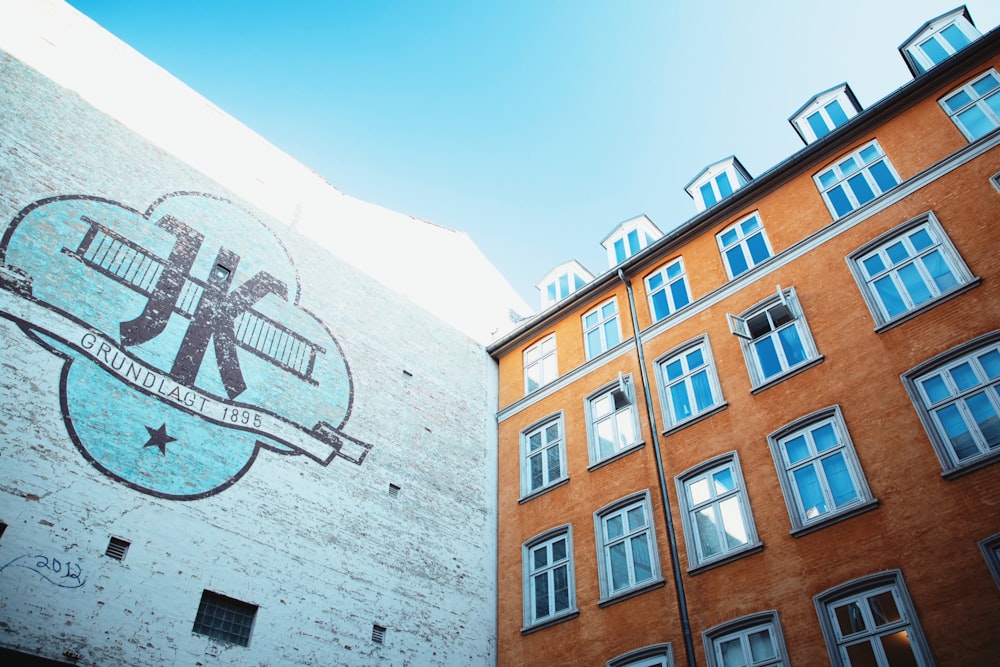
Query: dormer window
601 215 663 268
537 260 593 309
900 6 981 77
685 157 751 213
789 83 862 145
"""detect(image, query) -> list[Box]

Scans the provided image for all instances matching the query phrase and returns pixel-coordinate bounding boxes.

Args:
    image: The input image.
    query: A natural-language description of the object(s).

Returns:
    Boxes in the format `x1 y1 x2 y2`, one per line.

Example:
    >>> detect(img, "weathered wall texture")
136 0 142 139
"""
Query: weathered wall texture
0 48 497 666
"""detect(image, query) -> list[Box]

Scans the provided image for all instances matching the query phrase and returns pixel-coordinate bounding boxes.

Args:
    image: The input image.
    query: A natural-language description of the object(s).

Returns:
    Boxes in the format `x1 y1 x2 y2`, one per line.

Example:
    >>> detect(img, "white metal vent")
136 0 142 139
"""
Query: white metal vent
388 484 400 498
372 624 386 644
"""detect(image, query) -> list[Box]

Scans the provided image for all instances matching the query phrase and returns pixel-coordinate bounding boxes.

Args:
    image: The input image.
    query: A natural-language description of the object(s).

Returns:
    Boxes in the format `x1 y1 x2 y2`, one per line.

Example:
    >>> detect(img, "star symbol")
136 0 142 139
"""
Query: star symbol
143 423 176 455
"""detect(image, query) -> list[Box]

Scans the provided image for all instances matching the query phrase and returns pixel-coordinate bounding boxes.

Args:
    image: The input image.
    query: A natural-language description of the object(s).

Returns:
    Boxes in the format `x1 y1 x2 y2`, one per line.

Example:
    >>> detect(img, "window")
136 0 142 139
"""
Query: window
523 526 577 630
583 298 622 360
524 334 558 393
603 214 663 268
677 453 760 570
645 258 691 322
608 643 674 667
704 611 789 667
586 376 640 465
537 260 593 309
728 287 821 389
816 141 900 218
192 590 258 647
815 570 934 666
594 492 661 601
940 69 1000 141
900 7 981 76
979 533 1000 589
521 414 567 498
768 407 876 534
790 83 862 144
685 156 752 213
717 213 772 279
848 213 977 329
903 331 1000 476
655 336 725 430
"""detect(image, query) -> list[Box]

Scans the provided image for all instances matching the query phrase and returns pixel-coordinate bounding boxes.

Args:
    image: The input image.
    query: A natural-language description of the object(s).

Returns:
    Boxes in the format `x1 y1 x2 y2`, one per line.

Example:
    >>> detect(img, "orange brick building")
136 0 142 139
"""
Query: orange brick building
490 7 1000 666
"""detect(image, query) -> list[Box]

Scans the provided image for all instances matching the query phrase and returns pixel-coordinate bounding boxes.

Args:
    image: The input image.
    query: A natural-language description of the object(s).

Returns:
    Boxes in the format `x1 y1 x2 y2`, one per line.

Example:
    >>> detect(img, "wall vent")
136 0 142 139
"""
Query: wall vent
388 483 400 498
105 536 130 561
372 624 386 644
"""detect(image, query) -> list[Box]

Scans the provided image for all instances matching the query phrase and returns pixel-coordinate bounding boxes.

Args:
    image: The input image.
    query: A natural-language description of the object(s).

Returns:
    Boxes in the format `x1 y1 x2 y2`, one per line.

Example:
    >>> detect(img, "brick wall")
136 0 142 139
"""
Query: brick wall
0 51 498 666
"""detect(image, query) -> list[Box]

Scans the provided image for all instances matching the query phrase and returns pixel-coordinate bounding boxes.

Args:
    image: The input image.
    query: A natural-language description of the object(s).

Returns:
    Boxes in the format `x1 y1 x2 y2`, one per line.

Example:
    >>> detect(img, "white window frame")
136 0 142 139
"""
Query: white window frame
607 643 674 667
815 141 901 219
524 334 558 393
939 68 1000 141
583 298 623 360
520 413 568 500
814 570 934 667
538 260 593 309
593 491 662 603
685 156 752 213
522 525 577 632
645 258 691 322
728 286 821 391
703 611 790 667
900 7 980 76
717 212 773 280
767 406 877 535
603 214 663 268
790 83 861 144
585 375 641 467
847 212 978 331
979 533 1000 590
902 330 1000 478
654 335 725 432
676 452 761 572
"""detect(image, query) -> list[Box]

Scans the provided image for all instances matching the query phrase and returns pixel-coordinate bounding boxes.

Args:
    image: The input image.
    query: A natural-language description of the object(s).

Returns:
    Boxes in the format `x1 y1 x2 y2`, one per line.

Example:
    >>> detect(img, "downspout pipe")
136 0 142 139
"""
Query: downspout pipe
618 268 697 667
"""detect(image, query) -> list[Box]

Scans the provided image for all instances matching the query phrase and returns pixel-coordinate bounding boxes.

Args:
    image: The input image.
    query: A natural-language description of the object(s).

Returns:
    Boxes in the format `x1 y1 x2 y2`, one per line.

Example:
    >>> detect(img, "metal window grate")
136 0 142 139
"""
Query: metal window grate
372 624 386 644
192 590 258 647
388 484 400 498
105 536 130 561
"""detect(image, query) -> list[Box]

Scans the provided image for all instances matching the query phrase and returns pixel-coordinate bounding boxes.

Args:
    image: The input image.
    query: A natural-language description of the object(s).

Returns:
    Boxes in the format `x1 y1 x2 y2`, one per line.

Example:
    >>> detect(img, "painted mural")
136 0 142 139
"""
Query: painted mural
0 191 371 500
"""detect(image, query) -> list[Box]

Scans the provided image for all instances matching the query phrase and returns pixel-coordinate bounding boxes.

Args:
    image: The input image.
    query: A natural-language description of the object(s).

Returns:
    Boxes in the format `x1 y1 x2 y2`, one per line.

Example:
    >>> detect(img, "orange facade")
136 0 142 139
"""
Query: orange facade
492 27 1000 667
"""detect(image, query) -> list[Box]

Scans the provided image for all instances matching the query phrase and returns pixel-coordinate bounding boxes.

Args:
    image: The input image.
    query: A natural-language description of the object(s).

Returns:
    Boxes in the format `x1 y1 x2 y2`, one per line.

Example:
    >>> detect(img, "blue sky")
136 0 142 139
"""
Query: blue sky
66 1 1000 308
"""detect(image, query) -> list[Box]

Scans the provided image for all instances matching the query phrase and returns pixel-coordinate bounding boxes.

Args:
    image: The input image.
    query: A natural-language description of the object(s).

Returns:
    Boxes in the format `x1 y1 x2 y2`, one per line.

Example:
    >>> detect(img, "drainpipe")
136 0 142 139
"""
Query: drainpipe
618 268 697 667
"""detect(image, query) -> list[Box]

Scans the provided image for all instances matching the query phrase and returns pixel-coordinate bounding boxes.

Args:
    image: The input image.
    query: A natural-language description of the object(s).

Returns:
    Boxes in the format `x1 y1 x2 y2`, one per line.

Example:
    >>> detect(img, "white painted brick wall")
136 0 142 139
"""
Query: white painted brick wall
0 43 498 667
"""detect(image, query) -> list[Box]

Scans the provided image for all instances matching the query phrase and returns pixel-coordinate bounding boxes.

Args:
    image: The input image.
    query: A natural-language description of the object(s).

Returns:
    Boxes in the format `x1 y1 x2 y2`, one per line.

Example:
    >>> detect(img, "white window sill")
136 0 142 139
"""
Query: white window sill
521 608 579 635
587 441 645 472
789 498 880 537
597 578 665 608
942 449 1000 480
872 278 981 333
687 542 764 575
518 477 570 504
662 403 728 436
750 356 825 395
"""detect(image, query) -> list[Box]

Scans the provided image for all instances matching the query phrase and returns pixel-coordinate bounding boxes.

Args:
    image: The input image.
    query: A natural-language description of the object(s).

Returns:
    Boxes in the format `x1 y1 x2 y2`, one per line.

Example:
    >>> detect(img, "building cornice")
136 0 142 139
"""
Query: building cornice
487 26 1000 359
